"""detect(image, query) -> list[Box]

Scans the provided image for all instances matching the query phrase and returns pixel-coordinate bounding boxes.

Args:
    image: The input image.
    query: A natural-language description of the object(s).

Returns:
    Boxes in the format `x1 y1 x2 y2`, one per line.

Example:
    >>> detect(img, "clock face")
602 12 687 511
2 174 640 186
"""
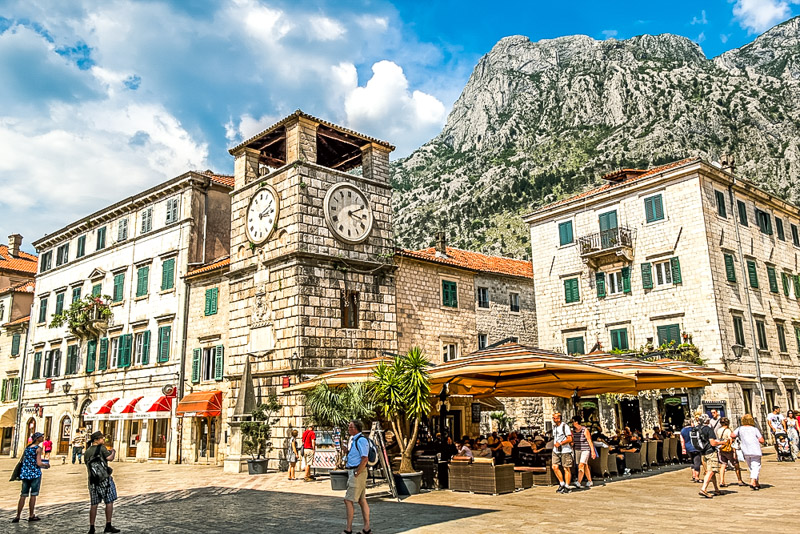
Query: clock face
324 183 374 244
245 185 280 244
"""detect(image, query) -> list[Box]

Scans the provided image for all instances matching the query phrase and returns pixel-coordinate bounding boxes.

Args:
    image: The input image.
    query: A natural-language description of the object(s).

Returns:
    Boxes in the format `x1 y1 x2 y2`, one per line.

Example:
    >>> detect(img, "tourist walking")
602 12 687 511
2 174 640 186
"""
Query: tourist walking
732 414 765 490
695 414 723 498
708 409 722 435
342 420 371 534
715 417 745 487
570 416 597 489
302 424 316 482
679 417 701 483
72 427 87 464
11 432 50 523
42 435 53 460
287 429 299 480
550 412 574 493
85 431 120 533
783 410 799 458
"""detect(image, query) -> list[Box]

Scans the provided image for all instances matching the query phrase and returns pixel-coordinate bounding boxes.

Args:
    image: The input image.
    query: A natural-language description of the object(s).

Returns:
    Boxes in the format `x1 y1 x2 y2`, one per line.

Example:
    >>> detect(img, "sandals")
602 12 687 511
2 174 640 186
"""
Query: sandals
698 490 713 498
28 516 41 522
713 490 723 496
360 530 373 534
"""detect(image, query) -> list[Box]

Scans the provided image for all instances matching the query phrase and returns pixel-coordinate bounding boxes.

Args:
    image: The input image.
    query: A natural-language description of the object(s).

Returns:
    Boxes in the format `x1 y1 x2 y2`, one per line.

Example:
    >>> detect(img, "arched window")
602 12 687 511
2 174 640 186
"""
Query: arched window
25 417 36 444
58 415 72 455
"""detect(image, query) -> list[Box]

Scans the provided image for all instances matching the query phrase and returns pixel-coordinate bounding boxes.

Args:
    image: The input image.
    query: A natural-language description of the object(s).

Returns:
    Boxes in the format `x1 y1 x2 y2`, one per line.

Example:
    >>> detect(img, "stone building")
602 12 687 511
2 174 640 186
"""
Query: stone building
525 156 800 433
0 235 37 455
19 170 232 462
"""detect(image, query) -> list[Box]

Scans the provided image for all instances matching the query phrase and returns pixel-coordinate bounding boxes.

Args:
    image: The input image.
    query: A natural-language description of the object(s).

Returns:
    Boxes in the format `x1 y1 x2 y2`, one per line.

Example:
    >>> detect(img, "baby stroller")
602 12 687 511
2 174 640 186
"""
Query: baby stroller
774 432 794 461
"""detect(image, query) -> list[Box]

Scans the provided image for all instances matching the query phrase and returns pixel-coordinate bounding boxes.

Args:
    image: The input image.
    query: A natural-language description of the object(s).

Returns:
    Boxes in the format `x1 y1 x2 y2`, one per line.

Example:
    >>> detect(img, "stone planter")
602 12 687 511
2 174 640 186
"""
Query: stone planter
394 471 423 495
330 469 349 490
246 459 268 475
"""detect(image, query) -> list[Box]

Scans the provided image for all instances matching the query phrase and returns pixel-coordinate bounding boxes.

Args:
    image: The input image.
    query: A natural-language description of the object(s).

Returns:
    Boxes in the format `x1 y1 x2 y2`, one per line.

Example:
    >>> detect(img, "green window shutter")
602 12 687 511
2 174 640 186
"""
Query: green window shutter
161 258 175 290
1 379 6 402
558 221 573 245
72 287 81 303
715 191 727 218
644 196 654 223
767 266 779 293
724 254 737 282
737 200 748 226
92 284 102 297
121 334 133 367
747 261 759 288
595 272 606 299
641 263 653 289
621 267 632 294
566 337 585 355
38 298 47 323
32 352 41 380
657 324 681 346
11 378 19 401
795 275 800 299
141 330 151 365
158 326 171 362
55 292 65 315
782 272 790 296
113 273 125 302
670 257 682 284
442 281 458 308
191 349 201 383
214 345 224 381
11 334 20 356
611 329 629 351
564 278 579 303
136 266 149 297
86 340 97 373
98 338 108 371
212 288 218 315
776 218 785 241
204 288 213 315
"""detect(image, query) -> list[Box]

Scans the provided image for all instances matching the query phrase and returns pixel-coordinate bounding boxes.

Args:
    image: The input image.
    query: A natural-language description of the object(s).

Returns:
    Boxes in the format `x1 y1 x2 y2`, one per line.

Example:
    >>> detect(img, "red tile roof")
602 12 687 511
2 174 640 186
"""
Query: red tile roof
0 245 38 275
529 157 701 216
3 315 30 327
186 256 230 278
396 247 533 279
0 279 35 295
198 170 234 188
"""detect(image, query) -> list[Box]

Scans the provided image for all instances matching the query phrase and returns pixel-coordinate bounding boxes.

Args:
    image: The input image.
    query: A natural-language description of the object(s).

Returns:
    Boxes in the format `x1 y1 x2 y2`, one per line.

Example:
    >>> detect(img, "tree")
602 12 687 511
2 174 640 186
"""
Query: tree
490 411 515 433
241 396 281 460
372 347 431 474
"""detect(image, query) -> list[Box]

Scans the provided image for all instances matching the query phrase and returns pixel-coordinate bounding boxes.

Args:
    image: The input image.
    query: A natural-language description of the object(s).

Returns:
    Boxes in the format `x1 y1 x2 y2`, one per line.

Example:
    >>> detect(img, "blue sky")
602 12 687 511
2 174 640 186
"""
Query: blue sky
1 0 798 250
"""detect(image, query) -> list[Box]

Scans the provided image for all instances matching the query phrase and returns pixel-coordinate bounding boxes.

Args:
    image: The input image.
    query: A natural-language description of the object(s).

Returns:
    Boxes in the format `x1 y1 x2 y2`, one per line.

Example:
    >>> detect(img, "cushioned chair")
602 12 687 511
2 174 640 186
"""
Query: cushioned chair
657 439 669 464
448 457 472 492
589 447 609 479
624 448 644 473
607 450 618 477
514 467 534 490
668 437 679 463
647 440 658 468
470 460 515 495
638 441 649 471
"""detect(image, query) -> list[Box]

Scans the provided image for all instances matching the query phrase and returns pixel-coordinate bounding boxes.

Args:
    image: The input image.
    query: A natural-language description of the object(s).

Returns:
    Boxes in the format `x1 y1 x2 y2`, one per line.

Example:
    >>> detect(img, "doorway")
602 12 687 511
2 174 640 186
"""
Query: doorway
599 210 619 248
24 418 36 444
197 418 216 462
618 398 642 432
576 399 600 427
1 427 12 455
150 419 168 459
58 416 72 455
43 416 52 442
127 421 141 458
660 395 687 432
99 420 117 450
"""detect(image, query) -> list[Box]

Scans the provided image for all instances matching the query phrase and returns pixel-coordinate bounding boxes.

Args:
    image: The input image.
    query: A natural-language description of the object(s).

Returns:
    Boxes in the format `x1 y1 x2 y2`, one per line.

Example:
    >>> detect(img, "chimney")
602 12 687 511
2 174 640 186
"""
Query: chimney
435 231 448 257
720 153 735 173
7 234 22 257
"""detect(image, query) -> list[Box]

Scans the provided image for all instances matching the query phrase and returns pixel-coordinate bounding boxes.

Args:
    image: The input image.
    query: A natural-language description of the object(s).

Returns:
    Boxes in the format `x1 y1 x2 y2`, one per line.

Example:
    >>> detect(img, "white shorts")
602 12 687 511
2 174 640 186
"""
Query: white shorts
743 454 762 480
578 450 591 465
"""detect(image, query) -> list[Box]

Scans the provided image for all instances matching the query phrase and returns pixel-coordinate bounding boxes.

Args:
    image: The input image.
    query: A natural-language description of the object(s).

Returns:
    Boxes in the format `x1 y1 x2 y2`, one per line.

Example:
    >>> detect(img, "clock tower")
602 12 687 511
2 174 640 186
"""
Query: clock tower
224 111 397 471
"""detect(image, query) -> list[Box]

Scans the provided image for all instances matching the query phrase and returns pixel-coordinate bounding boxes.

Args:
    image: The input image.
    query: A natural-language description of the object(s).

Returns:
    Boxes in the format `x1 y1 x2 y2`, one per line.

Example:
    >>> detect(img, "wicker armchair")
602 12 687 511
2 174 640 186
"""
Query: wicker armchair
448 457 472 492
589 447 609 478
470 459 515 495
647 440 658 467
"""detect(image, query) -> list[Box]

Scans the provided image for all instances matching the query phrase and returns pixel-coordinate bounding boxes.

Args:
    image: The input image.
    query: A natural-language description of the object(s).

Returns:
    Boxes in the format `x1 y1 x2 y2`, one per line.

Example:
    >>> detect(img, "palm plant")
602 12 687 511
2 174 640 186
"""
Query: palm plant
372 347 431 474
490 411 515 433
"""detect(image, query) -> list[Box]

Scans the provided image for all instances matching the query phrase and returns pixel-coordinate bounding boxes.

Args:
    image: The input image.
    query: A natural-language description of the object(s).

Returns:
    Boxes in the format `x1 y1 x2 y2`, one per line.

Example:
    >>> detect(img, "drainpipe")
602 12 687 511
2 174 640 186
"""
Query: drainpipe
727 181 768 428
176 274 192 465
12 313 33 458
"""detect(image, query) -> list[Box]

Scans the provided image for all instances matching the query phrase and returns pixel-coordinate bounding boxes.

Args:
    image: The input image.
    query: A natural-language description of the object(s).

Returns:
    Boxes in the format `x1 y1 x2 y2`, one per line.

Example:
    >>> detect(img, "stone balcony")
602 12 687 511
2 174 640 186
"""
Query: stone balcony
578 226 634 268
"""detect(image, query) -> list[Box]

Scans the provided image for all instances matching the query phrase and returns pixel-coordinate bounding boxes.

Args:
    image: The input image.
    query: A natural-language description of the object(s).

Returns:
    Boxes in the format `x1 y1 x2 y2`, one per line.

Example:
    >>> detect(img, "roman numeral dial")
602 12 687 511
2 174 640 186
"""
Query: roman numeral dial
245 185 280 245
323 183 374 245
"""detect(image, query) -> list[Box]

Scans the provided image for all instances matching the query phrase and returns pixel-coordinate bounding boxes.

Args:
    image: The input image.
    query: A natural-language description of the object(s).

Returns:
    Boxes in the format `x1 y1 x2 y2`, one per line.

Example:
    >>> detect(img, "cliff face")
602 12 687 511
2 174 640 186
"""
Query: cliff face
392 17 800 259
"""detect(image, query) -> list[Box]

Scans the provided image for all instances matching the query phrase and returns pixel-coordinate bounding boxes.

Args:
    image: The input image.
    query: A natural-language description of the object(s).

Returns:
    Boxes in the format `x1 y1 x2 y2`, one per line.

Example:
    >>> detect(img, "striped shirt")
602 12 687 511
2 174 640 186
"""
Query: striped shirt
572 425 591 451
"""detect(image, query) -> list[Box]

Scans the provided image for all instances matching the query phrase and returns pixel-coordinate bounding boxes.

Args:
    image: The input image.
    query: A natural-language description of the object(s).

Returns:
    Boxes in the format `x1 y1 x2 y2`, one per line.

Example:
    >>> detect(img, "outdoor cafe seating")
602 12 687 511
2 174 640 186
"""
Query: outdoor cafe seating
448 456 515 495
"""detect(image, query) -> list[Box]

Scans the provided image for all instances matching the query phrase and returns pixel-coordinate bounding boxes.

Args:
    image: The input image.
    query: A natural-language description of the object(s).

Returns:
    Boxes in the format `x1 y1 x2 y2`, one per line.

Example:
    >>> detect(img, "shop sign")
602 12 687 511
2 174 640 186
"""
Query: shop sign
471 403 481 423
578 401 597 409
664 397 683 406
282 376 291 388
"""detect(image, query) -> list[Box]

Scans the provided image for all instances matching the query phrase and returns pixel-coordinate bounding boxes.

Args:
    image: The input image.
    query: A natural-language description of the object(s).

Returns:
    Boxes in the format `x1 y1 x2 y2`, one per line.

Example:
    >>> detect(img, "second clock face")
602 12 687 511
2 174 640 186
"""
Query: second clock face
324 183 374 244
246 185 279 244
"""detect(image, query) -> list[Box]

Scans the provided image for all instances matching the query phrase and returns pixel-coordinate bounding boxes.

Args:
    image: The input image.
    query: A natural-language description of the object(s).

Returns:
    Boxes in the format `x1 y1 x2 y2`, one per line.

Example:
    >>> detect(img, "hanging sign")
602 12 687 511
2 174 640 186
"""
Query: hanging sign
471 403 482 423
664 397 683 406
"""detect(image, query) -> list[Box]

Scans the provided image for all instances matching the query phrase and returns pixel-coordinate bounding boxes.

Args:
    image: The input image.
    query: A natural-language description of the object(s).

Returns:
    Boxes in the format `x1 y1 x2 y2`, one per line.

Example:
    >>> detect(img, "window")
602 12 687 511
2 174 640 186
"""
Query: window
478 334 488 350
778 323 788 353
166 197 179 224
767 266 779 293
477 287 489 309
644 194 664 223
733 315 746 346
76 235 86 258
118 218 129 241
161 258 175 290
86 340 96 373
783 272 791 296
37 298 48 324
113 273 125 302
55 291 65 315
204 287 219 316
157 325 171 362
746 260 759 289
340 290 358 328
443 343 458 362
442 280 458 308
647 258 683 286
654 261 673 287
49 349 61 377
742 389 753 416
715 190 727 218
96 226 107 250
136 266 150 297
766 390 776 412
56 243 69 266
192 345 224 383
723 254 737 283
657 324 681 346
793 224 800 247
558 221 574 245
755 208 773 235
564 278 580 303
141 207 153 234
737 200 748 226
1 378 19 402
606 271 627 295
110 337 119 368
566 337 585 355
796 327 800 352
776 218 785 241
118 334 132 368
98 338 108 371
32 352 42 379
66 345 78 375
610 328 629 351
789 389 797 411
134 331 151 366
72 286 82 303
795 275 800 299
92 284 102 297
40 251 52 273
756 320 768 350
509 292 520 312
11 334 20 356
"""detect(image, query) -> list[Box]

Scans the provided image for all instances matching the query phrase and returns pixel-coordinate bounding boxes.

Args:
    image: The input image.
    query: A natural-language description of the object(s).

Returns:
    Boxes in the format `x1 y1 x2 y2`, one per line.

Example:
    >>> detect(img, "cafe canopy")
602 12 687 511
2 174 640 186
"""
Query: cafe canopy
572 352 711 392
282 357 395 392
649 358 756 384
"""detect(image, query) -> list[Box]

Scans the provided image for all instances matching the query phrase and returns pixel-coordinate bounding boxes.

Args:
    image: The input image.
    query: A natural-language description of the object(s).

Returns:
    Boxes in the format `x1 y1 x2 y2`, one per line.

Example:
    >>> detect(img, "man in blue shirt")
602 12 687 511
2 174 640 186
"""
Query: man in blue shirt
343 420 371 534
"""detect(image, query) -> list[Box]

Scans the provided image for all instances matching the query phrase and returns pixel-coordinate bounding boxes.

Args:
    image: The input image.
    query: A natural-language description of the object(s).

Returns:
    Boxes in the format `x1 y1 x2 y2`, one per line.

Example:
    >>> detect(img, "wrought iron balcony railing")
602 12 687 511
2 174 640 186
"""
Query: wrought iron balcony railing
578 226 634 256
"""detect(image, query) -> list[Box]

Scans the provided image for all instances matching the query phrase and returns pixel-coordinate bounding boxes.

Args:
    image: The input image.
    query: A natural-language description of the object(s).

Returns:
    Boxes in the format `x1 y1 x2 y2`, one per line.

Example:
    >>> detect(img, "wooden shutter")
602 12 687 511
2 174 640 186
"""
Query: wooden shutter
205 289 212 315
641 263 653 289
669 324 681 344
141 330 151 365
768 267 779 293
724 254 736 282
158 326 171 362
92 284 102 297
11 378 19 401
715 191 726 217
214 345 224 381
113 273 124 302
782 273 790 296
123 334 133 367
652 195 664 221
86 340 96 373
11 334 20 356
43 351 52 377
595 272 606 298
737 201 748 226
621 267 631 293
161 258 175 290
566 337 585 355
670 257 682 284
99 338 108 370
191 349 201 383
55 292 64 314
137 266 149 297
644 196 654 222
1 379 6 402
795 275 800 299
747 261 759 288
558 221 573 245
33 352 42 379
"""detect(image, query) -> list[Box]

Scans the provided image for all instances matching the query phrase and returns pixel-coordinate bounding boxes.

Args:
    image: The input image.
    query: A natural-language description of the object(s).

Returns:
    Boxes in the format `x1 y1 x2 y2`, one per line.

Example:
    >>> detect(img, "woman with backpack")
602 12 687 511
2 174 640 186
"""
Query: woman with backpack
731 414 765 490
716 417 745 487
679 418 701 483
85 431 120 534
12 432 50 523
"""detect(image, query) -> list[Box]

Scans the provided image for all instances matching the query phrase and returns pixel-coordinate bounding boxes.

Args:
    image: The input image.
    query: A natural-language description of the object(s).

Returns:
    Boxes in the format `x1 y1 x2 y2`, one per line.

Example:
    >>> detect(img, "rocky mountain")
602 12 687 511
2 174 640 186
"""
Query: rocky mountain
391 17 800 259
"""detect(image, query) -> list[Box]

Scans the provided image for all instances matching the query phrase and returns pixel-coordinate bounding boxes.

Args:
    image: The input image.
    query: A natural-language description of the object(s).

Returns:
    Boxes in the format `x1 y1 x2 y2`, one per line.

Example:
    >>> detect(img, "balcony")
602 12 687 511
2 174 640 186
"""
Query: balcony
578 226 634 268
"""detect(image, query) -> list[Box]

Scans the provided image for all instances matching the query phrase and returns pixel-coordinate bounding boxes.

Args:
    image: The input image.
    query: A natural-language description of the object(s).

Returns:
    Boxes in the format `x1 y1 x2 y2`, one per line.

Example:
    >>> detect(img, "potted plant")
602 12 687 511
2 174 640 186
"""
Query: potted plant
372 347 431 495
304 382 376 490
49 295 113 339
241 396 281 475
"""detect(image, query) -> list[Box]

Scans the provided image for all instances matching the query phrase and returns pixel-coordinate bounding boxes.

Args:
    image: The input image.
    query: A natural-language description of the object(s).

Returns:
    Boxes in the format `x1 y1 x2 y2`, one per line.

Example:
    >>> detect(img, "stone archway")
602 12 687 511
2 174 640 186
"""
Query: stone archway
58 415 72 455
24 417 36 444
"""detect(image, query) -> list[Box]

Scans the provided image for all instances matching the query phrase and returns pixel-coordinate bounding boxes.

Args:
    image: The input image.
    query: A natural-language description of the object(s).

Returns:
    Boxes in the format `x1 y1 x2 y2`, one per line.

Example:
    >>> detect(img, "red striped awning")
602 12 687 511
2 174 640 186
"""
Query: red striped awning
134 395 173 419
177 390 223 418
84 398 120 420
110 396 144 420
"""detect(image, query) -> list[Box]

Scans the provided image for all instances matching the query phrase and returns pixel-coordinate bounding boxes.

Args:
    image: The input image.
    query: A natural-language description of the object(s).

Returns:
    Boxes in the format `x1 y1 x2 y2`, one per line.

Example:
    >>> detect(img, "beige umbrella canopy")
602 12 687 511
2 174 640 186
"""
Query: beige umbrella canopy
281 357 393 393
429 343 636 398
572 352 711 392
649 358 756 384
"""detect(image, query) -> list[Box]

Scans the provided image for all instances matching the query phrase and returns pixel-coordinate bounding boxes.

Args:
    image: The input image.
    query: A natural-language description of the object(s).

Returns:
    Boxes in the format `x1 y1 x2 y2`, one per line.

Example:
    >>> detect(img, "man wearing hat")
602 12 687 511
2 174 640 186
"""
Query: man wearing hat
475 439 493 458
85 431 120 533
12 431 50 523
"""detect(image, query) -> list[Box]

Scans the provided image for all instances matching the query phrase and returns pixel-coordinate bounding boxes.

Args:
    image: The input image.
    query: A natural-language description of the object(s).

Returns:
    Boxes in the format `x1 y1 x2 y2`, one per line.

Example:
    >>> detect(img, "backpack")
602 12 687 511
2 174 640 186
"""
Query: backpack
689 426 707 452
354 434 379 467
87 446 110 485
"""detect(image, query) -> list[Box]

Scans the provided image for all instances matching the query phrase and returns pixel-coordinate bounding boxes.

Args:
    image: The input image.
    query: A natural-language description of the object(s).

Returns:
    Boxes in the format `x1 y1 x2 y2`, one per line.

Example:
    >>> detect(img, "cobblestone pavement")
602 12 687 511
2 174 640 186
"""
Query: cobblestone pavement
1 451 798 533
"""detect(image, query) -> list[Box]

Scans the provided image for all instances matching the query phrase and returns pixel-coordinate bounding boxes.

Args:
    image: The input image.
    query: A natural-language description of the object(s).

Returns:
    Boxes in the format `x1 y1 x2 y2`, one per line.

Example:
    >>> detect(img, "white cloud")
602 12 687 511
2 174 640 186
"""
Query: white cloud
732 0 795 33
308 16 347 41
696 32 707 43
691 10 709 25
356 16 389 32
601 29 618 39
720 33 731 43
